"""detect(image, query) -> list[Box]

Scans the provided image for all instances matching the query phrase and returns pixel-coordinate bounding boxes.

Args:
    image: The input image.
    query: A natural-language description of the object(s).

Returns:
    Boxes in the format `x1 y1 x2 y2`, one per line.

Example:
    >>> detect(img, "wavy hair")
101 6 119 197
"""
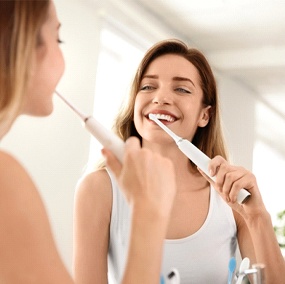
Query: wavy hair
97 39 228 169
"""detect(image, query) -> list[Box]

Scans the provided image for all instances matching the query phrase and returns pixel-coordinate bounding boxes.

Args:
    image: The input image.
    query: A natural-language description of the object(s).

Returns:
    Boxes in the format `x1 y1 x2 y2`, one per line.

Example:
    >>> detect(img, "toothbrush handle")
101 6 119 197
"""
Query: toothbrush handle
84 116 125 163
177 139 251 204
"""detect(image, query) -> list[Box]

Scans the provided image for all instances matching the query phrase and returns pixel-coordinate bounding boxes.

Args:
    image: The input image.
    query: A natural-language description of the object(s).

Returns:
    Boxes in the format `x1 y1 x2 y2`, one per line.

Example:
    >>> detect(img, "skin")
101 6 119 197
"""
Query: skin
73 54 213 283
134 54 213 240
0 3 71 283
200 156 285 284
102 138 176 284
0 2 177 283
74 137 176 284
134 54 211 147
74 54 285 283
23 1 65 117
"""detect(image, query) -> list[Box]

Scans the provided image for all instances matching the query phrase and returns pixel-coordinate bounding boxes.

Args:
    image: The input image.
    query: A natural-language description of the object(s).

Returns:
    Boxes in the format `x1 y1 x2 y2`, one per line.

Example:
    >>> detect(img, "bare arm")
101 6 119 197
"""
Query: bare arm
73 169 112 284
200 155 285 284
236 206 285 284
0 151 73 284
102 137 176 284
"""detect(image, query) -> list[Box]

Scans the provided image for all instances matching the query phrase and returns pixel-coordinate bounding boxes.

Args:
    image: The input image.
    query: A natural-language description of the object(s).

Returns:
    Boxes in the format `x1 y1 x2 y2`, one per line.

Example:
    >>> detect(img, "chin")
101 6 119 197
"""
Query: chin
39 105 54 117
23 104 54 117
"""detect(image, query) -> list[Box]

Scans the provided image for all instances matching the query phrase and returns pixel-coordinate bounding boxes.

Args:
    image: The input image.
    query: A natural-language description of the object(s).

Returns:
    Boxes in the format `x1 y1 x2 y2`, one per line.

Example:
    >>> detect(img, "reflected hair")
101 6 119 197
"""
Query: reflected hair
0 0 49 128
97 39 228 169
117 39 227 153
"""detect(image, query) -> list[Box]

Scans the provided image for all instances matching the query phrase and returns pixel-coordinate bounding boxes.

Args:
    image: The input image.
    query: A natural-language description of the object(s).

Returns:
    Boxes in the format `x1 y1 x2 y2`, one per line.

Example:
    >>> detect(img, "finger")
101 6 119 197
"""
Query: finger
216 165 249 203
197 167 214 185
212 160 233 196
208 155 226 177
198 166 230 203
101 148 122 179
199 165 228 201
227 170 252 203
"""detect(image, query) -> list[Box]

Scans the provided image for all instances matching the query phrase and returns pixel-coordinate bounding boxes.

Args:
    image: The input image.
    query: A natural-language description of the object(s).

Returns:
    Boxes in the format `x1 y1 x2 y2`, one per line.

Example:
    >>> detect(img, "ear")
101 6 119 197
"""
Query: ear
198 105 211 127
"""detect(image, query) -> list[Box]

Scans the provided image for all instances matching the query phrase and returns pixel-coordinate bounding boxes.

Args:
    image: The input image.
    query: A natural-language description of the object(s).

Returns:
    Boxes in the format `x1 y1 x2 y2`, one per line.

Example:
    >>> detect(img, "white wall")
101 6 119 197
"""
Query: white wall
0 0 261 274
218 74 256 170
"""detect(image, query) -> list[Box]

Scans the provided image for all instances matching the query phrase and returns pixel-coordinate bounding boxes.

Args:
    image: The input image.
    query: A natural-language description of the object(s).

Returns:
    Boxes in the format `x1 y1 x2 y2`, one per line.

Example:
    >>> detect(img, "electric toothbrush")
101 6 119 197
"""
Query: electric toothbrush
55 91 125 162
149 113 251 204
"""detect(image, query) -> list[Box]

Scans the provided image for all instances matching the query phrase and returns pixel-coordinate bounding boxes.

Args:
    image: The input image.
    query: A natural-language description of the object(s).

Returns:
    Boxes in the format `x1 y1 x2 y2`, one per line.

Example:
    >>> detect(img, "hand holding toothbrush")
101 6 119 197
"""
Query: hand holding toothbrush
149 114 250 204
197 155 266 216
102 137 177 284
102 137 176 215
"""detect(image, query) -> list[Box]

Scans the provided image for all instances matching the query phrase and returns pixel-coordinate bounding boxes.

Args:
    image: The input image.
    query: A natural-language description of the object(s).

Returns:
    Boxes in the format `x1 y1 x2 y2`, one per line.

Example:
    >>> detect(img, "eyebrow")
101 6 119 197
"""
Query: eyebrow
173 76 195 87
142 75 196 87
142 75 158 79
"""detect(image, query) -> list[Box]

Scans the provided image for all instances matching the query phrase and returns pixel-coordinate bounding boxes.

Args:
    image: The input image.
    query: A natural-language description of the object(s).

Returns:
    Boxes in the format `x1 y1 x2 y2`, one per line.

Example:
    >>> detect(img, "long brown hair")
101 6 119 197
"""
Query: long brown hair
114 39 228 157
0 0 49 130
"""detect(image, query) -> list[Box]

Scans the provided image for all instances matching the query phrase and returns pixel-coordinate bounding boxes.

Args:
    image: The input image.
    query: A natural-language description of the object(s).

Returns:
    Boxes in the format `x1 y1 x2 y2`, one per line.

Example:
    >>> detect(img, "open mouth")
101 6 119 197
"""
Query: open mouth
147 113 177 122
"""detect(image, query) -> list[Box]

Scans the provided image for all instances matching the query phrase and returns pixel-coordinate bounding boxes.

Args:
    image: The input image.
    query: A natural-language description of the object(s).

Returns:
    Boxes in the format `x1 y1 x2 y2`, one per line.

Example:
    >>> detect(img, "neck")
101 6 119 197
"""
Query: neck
142 139 209 193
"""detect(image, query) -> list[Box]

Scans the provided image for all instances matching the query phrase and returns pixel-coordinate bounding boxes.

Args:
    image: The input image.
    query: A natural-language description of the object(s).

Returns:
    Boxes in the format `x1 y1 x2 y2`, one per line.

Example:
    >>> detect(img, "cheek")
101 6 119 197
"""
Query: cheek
55 49 65 81
133 99 140 126
47 48 65 86
133 95 147 132
22 48 65 116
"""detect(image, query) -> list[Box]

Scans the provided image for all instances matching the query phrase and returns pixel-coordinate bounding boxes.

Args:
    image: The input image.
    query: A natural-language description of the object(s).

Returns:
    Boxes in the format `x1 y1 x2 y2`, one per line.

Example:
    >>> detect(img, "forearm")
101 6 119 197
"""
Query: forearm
245 211 285 284
121 203 169 284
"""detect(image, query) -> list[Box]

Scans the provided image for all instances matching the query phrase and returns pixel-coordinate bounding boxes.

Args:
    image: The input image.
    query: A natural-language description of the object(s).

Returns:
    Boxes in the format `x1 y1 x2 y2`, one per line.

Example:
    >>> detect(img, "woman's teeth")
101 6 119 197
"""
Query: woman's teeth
149 113 175 122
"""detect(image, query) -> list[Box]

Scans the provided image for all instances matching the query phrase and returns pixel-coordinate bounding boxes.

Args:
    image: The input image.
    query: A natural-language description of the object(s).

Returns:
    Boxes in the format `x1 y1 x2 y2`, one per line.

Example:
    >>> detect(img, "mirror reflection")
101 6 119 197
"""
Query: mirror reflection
1 0 284 282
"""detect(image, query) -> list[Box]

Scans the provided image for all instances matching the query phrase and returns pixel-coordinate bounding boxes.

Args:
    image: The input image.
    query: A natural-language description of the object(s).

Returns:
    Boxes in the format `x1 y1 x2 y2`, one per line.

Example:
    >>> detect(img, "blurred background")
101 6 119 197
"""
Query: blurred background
1 0 284 274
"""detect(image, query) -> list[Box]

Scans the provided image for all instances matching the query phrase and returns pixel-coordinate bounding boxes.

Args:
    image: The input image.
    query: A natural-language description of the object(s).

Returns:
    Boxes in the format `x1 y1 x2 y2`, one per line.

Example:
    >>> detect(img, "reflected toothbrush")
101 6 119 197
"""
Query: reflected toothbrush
55 91 125 162
236 257 250 284
149 114 251 204
228 257 236 284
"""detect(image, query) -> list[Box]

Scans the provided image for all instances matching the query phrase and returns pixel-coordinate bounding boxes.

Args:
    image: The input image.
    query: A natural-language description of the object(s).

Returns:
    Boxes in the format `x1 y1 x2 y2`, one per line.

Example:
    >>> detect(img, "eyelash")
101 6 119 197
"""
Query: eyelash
140 85 154 91
175 87 191 94
57 39 64 44
140 85 191 95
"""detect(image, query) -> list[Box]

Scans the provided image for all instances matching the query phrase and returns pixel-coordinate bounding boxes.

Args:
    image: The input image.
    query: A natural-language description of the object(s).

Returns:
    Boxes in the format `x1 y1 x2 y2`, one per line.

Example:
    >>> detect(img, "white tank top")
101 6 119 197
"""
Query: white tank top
107 170 237 284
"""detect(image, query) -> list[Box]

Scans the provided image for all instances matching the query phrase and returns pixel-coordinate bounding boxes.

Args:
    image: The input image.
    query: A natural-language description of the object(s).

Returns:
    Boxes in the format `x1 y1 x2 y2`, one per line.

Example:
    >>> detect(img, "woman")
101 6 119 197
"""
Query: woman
74 39 285 283
0 1 176 283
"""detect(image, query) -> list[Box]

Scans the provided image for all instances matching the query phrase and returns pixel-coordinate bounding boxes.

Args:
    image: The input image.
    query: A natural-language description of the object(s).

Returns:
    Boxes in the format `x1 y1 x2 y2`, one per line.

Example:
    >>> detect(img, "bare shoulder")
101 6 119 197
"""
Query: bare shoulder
74 168 112 217
76 168 112 199
0 150 37 197
0 149 48 230
0 150 26 174
0 151 73 283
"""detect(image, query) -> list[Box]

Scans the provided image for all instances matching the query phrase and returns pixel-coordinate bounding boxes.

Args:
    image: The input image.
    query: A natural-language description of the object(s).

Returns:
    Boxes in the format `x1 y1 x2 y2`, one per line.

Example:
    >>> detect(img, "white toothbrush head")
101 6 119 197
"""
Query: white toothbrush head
148 113 181 142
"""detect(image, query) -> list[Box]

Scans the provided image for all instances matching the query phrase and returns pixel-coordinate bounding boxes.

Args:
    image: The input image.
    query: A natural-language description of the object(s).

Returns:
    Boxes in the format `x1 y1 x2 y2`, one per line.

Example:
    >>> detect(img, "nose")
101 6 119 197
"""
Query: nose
152 90 173 105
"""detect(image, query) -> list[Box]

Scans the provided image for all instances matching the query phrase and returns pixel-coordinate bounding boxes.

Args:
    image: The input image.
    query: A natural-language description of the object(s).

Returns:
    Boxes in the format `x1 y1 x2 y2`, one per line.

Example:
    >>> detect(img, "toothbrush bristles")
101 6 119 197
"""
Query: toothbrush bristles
148 113 180 142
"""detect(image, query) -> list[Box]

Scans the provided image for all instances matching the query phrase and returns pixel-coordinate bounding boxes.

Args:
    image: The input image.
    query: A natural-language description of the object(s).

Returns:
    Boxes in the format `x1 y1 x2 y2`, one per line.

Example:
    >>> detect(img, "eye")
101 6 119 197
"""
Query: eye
140 85 155 91
56 23 63 44
57 38 64 44
175 87 191 94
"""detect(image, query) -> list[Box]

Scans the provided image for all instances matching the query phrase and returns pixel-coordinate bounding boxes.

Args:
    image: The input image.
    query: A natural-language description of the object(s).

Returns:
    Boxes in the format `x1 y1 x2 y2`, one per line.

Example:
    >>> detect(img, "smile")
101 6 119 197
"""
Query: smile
148 113 176 122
